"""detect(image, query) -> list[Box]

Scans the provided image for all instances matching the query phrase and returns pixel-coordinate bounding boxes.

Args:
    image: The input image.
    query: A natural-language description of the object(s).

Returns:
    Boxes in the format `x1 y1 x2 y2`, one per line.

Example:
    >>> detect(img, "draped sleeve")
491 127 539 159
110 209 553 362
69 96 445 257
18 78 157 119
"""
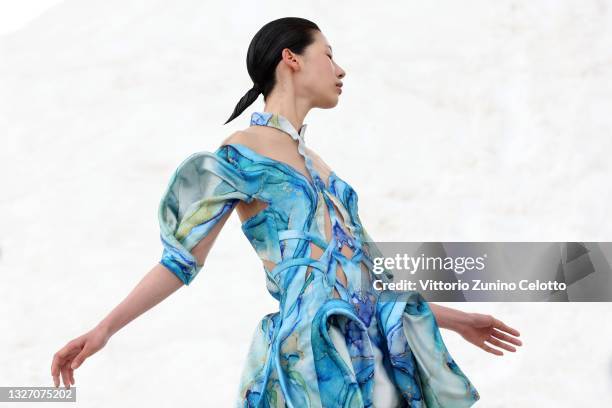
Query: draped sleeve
158 145 260 286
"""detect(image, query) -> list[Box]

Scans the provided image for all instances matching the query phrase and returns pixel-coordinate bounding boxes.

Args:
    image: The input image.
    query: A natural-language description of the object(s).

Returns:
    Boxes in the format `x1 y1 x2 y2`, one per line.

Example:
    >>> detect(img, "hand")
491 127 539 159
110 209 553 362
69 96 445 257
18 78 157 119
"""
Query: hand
51 326 110 388
456 313 522 356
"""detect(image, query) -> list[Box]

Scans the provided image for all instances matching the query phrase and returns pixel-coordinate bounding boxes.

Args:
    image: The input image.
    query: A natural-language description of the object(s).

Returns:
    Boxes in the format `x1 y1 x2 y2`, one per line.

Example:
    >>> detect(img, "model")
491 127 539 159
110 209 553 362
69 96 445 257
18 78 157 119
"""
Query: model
51 17 522 408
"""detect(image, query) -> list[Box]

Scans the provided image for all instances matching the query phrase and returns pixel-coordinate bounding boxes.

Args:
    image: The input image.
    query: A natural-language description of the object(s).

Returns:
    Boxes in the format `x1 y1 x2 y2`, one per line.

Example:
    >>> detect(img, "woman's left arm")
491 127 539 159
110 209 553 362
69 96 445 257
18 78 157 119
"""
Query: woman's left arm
429 303 523 356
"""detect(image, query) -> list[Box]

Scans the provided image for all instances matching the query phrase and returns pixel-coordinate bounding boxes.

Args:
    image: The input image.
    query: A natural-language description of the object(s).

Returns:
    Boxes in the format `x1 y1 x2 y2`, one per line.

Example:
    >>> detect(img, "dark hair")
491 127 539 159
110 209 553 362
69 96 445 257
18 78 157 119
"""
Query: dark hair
224 17 320 125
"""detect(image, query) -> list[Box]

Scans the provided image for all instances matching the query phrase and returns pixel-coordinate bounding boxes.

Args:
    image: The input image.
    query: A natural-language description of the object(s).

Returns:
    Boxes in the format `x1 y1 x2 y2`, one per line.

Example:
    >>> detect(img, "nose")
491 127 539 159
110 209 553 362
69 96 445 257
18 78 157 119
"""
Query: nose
335 62 346 80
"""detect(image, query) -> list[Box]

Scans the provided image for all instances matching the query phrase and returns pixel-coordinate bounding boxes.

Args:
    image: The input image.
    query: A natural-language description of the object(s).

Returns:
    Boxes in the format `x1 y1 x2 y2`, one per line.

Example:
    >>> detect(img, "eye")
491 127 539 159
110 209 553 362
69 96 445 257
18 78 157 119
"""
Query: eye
327 54 333 59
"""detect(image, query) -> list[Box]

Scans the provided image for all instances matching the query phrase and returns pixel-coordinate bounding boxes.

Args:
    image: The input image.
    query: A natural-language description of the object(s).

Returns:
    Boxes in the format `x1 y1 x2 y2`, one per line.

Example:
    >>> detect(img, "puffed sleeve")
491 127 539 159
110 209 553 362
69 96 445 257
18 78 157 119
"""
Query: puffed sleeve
158 145 260 286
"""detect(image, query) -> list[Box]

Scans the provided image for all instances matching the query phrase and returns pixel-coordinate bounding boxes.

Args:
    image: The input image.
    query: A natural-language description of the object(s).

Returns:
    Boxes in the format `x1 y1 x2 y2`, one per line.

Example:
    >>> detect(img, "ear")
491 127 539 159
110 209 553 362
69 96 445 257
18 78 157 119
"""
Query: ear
280 48 301 71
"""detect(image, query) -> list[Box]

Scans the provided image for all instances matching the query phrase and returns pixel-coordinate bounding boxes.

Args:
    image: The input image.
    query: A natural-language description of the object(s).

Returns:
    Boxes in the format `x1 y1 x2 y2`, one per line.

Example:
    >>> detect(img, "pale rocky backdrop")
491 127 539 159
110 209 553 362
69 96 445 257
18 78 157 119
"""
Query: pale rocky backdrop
1 1 611 407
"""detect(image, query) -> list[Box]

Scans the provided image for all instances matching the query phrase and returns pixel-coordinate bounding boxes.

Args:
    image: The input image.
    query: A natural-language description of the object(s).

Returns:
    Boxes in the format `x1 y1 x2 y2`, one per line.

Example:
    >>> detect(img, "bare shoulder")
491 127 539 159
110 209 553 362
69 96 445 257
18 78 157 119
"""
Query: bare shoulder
220 130 251 147
220 128 271 151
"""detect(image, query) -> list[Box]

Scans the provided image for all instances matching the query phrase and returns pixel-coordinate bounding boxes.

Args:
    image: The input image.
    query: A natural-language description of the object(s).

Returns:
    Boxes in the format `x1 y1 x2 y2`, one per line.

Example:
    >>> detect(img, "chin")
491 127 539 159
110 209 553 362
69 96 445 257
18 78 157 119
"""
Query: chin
319 95 340 109
312 91 341 109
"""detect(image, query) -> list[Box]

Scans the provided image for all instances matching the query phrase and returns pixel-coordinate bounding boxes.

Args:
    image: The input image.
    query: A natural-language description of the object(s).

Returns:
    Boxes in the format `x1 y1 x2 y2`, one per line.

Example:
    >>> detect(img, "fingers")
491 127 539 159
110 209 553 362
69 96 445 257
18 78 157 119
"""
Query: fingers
56 359 76 389
71 347 88 370
52 352 70 388
492 317 520 337
60 364 71 389
55 340 78 360
491 327 523 346
51 355 61 388
486 336 516 352
52 339 83 388
480 342 504 356
69 368 75 385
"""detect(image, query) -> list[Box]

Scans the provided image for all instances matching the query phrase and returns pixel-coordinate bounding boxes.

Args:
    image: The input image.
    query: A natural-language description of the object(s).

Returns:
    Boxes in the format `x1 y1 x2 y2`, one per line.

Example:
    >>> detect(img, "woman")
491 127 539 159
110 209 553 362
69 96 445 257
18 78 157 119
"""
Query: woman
51 17 522 407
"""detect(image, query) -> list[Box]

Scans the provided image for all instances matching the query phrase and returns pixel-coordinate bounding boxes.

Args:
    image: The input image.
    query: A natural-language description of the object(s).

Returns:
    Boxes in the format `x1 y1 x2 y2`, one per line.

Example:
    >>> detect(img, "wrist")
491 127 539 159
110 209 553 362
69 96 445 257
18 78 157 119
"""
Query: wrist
430 303 473 332
447 311 473 332
95 320 114 341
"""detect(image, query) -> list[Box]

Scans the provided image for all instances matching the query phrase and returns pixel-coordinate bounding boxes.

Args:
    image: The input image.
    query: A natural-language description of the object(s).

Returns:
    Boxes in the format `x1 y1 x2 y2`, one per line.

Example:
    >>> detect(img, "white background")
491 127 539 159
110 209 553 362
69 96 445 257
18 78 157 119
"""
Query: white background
1 1 611 407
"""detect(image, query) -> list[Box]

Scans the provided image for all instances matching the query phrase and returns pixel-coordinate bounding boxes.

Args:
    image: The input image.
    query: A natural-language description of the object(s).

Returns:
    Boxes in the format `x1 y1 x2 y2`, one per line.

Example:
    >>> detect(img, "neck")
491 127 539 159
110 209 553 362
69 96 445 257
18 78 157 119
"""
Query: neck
263 83 312 137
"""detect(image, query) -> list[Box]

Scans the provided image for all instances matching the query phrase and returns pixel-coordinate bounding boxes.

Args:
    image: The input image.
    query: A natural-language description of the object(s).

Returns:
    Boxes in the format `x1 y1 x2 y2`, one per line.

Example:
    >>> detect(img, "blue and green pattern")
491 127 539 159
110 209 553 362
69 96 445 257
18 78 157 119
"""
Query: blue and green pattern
158 111 480 407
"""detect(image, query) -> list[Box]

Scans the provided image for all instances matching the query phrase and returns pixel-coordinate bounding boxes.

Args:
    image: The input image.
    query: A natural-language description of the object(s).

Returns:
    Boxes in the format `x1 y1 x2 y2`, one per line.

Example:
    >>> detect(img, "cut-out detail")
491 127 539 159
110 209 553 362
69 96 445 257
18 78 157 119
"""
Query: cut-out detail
332 287 342 299
307 243 323 282
328 196 356 259
237 197 269 226
305 231 344 299
189 201 237 267
360 261 370 281
317 195 346 299
262 259 277 275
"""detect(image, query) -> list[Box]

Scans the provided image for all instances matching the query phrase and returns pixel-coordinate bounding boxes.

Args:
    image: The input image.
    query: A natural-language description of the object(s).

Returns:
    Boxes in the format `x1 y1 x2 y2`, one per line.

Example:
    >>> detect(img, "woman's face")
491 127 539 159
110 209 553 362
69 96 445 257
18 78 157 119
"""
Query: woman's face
296 31 346 109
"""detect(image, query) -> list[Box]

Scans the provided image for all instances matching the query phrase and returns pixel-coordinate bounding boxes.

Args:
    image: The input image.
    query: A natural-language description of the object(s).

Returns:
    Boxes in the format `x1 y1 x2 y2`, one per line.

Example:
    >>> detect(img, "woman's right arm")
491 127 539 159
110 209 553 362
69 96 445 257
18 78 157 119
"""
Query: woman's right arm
98 201 233 338
50 263 182 389
51 205 234 389
51 147 255 389
95 262 185 338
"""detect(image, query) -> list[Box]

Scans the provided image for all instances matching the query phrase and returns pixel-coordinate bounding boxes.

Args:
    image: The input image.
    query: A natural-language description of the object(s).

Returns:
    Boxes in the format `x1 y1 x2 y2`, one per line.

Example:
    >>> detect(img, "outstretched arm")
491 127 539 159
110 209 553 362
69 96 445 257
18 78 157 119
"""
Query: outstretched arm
51 206 234 389
51 263 183 389
429 303 523 356
94 262 185 341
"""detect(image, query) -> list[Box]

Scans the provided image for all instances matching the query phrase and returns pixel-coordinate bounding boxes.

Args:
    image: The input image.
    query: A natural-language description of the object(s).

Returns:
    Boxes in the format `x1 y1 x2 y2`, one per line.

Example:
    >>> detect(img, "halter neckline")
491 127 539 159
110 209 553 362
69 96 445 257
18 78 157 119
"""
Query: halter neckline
249 111 331 191
249 111 308 143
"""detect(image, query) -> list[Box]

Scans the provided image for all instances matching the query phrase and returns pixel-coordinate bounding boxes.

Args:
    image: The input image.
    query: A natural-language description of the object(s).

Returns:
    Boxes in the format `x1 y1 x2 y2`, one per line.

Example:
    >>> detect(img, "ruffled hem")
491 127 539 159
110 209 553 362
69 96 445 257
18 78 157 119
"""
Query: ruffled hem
236 291 480 408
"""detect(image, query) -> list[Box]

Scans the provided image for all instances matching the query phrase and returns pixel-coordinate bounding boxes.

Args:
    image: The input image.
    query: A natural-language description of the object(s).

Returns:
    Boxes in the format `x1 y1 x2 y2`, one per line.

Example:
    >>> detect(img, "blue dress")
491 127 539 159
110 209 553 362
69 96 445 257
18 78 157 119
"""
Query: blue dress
158 111 481 407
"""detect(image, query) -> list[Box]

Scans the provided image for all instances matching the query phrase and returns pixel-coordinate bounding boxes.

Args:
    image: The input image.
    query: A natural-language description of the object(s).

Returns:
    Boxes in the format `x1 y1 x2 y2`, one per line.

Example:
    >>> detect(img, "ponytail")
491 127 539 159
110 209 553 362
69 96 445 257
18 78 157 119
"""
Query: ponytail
224 83 262 125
